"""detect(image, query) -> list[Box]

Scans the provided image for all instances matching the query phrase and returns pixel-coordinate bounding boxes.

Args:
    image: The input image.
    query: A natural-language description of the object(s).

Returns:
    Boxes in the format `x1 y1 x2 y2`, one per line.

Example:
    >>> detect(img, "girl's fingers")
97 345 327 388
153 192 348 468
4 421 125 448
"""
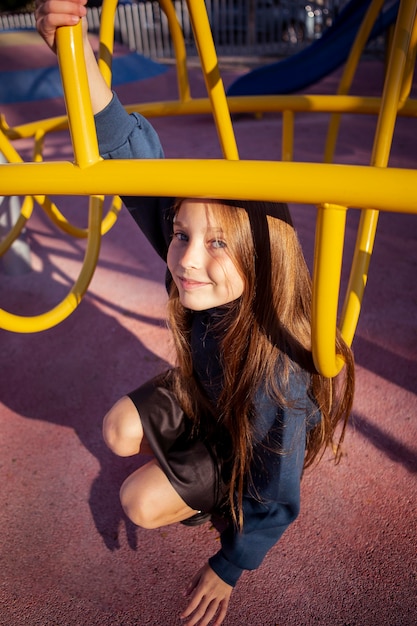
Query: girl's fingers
183 600 219 626
212 600 228 626
35 0 88 50
181 564 232 625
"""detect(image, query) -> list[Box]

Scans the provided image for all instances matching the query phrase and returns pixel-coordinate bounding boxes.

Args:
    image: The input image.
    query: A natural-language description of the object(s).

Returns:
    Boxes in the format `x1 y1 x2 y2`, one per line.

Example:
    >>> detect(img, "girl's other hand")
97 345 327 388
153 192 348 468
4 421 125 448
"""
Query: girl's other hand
181 563 233 626
35 0 88 51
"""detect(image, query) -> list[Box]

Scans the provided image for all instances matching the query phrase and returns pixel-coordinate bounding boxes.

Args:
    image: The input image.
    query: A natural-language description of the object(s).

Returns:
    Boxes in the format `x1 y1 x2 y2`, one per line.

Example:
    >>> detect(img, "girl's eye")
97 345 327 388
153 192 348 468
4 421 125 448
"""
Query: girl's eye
173 231 188 241
211 239 227 249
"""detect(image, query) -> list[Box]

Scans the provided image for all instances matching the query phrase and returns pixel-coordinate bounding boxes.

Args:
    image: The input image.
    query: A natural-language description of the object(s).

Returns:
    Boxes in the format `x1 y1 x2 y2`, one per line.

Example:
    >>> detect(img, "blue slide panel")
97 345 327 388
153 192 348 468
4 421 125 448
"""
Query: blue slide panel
227 0 398 97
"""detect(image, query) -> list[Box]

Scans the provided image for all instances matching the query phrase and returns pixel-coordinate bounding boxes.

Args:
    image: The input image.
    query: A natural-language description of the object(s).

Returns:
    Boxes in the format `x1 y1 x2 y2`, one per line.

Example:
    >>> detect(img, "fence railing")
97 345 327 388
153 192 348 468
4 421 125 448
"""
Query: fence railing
0 0 343 59
92 0 335 57
0 10 36 30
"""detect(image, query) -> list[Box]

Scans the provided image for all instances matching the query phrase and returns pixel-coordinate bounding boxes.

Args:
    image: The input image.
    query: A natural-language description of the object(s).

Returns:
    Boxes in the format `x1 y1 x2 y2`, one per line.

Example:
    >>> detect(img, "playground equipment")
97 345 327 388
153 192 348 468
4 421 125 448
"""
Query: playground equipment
0 0 416 378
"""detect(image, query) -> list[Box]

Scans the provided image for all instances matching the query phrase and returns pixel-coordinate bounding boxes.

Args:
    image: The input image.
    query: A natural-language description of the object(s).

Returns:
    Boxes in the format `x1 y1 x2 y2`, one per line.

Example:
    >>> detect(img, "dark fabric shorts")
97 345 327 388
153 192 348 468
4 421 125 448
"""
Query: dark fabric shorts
128 370 228 513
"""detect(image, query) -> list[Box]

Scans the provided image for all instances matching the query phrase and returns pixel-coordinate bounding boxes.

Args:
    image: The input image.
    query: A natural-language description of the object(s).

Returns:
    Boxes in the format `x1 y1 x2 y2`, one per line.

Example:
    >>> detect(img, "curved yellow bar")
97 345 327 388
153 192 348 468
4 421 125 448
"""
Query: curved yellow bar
186 0 239 160
0 23 104 332
1 113 68 141
1 123 119 239
39 193 122 239
0 197 102 333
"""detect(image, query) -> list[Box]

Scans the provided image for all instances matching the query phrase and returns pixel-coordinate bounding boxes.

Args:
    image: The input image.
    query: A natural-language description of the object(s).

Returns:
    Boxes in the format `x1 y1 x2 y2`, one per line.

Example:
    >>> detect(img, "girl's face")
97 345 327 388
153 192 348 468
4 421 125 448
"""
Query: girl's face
167 199 245 311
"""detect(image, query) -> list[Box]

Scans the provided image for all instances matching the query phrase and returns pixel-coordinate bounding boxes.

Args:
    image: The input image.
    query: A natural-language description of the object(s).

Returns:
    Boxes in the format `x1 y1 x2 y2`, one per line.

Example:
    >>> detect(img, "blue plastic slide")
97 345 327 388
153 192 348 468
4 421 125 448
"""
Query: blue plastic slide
227 0 399 97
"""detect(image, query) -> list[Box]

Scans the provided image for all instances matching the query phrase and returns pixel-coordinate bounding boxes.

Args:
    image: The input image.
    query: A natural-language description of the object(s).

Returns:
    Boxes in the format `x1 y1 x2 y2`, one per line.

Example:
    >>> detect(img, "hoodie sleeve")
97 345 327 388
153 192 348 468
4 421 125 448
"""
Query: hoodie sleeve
94 91 164 160
209 373 316 587
94 92 173 260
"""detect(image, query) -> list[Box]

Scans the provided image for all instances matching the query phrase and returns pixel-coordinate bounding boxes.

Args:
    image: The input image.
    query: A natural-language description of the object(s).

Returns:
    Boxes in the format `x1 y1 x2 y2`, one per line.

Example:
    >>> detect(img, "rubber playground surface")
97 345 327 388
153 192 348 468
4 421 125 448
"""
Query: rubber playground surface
0 31 416 626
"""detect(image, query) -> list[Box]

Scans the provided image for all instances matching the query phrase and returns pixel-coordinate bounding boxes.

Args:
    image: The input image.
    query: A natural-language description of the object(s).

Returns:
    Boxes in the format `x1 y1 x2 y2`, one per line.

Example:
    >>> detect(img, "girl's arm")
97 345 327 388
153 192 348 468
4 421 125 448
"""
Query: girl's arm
35 0 112 114
36 0 169 258
210 374 311 587
94 94 170 259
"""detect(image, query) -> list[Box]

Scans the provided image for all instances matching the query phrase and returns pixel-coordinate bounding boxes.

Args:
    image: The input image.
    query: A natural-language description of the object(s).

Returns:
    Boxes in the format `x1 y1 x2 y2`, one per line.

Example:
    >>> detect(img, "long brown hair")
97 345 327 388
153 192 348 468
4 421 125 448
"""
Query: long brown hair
167 199 354 528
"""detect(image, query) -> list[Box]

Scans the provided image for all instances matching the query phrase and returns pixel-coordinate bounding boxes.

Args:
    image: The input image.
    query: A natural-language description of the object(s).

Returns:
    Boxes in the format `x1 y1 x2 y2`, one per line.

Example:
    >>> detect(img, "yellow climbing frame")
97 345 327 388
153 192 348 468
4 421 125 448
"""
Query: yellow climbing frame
0 0 417 379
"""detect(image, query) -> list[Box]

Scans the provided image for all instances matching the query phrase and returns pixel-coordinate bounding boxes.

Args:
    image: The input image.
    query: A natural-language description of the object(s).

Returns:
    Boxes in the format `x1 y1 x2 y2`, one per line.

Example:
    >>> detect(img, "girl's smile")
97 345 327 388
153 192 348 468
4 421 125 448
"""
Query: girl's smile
178 276 210 290
167 199 244 311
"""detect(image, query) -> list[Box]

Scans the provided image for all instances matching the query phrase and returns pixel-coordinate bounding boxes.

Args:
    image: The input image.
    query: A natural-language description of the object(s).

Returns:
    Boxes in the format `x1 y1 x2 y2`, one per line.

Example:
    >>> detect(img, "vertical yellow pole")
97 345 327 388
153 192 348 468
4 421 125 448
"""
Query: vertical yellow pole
56 22 100 168
340 0 417 347
159 0 191 102
96 0 118 87
185 0 239 160
312 203 348 377
324 0 386 164
282 110 294 162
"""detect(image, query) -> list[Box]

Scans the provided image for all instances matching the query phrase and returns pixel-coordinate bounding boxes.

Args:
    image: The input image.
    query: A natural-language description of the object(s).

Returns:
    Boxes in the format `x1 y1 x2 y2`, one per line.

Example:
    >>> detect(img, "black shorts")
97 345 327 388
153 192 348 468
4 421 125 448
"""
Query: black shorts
128 370 228 513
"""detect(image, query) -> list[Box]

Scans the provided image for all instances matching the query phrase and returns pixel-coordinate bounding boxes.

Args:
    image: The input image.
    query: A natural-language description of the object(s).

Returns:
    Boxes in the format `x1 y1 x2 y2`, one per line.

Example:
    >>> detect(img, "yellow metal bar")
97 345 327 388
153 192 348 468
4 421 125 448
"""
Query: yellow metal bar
1 159 417 213
0 128 35 249
38 193 121 238
0 22 110 332
96 0 118 87
33 129 45 163
185 0 239 159
0 196 103 333
124 94 417 119
312 204 348 377
371 1 417 168
400 10 417 103
282 110 294 161
1 113 68 141
314 0 387 373
97 0 191 101
159 0 191 102
0 125 117 239
324 0 386 163
3 94 417 145
56 22 100 168
340 0 417 349
340 209 379 347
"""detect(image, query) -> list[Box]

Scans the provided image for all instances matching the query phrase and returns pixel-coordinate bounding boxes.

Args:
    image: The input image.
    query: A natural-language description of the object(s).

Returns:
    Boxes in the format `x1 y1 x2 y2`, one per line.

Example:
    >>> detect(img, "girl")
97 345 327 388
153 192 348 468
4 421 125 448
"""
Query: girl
36 3 355 625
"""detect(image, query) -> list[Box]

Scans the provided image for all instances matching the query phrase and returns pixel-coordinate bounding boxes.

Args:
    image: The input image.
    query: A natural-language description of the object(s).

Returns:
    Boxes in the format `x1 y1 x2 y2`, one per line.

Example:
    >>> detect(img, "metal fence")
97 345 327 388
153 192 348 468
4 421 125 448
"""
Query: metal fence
0 1 373 60
0 10 36 30
97 0 338 58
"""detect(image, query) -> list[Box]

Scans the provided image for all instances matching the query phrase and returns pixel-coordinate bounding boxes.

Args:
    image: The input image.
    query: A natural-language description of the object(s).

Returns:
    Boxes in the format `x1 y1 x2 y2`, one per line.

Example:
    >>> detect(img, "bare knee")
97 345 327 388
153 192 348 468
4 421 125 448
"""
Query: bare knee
102 396 143 457
119 462 194 529
120 476 160 529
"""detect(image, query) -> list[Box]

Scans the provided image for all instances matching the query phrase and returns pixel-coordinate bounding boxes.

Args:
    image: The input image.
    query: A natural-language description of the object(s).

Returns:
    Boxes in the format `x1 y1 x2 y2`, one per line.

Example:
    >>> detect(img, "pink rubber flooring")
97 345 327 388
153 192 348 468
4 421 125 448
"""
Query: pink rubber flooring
0 32 416 625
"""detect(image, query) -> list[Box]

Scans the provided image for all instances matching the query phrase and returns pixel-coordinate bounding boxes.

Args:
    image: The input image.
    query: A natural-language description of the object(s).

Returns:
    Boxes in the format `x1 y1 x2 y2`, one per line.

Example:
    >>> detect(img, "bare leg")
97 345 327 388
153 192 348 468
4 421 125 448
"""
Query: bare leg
102 395 153 457
120 459 199 529
103 396 199 528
